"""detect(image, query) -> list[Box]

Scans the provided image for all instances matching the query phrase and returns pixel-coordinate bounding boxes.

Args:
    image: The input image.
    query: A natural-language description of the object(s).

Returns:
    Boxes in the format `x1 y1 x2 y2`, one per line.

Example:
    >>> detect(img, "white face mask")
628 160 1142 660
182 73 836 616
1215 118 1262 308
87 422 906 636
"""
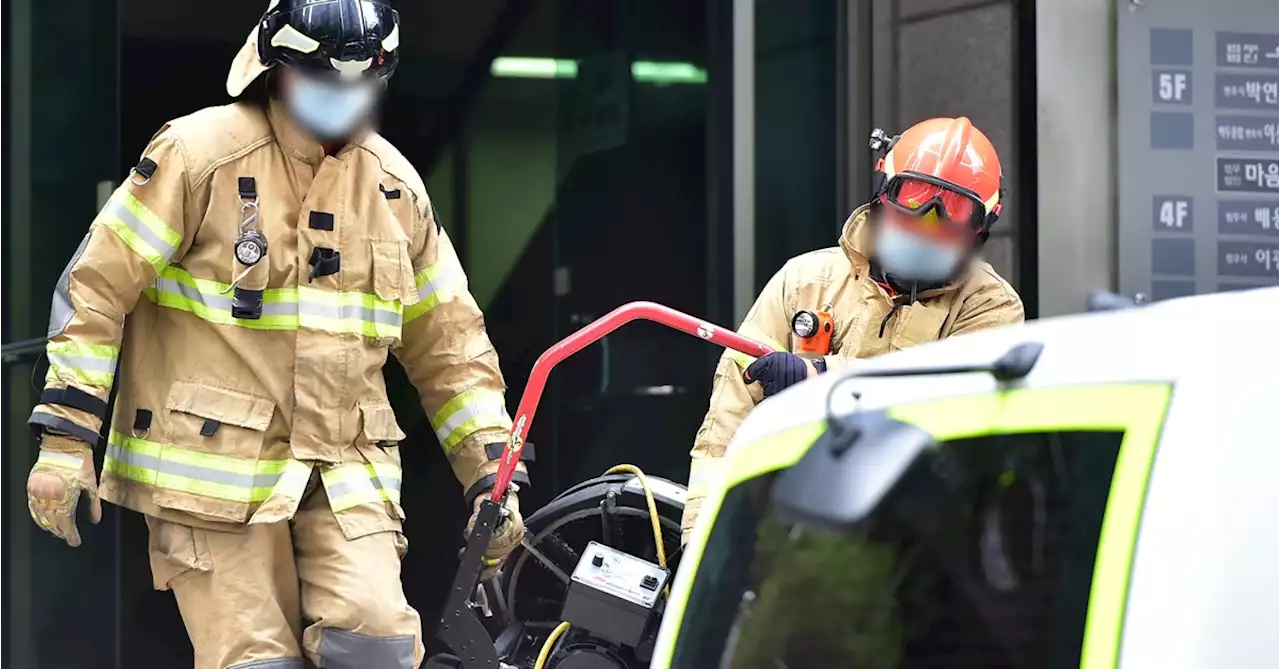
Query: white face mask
874 223 964 283
285 75 378 140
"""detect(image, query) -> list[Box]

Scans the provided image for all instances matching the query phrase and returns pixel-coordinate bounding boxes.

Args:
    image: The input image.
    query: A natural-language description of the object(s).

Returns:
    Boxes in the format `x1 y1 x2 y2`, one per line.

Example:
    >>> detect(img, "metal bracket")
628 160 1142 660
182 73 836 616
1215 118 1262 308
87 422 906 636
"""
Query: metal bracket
438 498 503 669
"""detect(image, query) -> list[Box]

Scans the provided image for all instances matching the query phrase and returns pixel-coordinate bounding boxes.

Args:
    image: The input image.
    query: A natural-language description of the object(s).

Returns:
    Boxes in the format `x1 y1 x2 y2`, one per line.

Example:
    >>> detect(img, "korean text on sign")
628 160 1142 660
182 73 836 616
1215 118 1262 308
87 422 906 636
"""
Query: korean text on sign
1215 73 1280 110
1215 116 1279 151
1216 32 1280 69
1219 240 1280 279
1218 200 1280 236
1217 158 1280 193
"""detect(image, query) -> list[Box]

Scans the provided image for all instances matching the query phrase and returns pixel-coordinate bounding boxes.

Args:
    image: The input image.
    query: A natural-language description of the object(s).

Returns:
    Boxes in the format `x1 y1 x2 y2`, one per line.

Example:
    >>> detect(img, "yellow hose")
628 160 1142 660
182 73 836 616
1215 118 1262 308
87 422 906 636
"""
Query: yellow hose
533 465 669 668
534 621 571 669
603 464 668 569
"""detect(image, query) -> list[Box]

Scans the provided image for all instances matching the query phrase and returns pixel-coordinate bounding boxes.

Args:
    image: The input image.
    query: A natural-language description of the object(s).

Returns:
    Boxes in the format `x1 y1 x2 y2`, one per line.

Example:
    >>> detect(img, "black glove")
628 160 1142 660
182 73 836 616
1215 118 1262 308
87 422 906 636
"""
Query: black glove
744 352 813 398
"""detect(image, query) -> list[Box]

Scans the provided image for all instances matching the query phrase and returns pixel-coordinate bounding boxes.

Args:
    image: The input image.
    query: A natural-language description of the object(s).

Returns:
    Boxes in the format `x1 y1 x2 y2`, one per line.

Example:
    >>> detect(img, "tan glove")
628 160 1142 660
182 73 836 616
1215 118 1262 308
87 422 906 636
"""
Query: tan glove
28 433 102 547
464 491 525 581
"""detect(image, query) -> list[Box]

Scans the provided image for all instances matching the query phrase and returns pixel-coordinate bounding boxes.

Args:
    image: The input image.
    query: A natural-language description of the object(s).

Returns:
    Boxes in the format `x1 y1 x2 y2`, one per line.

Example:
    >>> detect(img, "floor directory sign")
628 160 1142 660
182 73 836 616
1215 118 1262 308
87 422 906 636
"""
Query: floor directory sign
1118 0 1279 300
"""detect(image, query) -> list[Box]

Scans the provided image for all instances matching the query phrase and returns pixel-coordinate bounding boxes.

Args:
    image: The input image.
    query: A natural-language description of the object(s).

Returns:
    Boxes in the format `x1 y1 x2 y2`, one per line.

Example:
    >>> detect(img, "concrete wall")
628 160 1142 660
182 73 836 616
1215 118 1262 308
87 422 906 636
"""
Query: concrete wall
896 0 1021 290
1035 0 1118 316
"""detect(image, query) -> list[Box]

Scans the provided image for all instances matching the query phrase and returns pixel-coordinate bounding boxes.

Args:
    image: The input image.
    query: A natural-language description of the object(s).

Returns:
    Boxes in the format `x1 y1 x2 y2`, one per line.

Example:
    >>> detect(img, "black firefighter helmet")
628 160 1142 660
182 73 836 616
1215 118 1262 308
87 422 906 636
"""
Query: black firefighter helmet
228 0 400 97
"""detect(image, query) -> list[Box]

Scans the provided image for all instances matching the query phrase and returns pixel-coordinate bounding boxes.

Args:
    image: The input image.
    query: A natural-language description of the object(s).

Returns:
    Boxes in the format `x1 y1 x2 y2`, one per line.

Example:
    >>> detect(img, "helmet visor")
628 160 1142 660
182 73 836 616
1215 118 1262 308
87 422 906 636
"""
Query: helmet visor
881 173 985 238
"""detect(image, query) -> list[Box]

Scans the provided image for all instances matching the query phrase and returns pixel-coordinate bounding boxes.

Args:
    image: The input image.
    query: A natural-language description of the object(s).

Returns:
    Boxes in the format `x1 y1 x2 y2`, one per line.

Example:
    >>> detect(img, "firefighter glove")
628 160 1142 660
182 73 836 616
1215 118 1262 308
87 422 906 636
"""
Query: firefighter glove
28 433 102 547
744 351 816 398
465 490 525 581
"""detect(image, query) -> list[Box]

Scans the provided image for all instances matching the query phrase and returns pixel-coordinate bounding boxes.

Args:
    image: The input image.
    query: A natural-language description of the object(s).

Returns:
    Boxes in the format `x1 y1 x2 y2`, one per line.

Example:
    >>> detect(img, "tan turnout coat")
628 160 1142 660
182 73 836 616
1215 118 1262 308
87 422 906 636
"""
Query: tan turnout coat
31 100 523 540
682 206 1024 539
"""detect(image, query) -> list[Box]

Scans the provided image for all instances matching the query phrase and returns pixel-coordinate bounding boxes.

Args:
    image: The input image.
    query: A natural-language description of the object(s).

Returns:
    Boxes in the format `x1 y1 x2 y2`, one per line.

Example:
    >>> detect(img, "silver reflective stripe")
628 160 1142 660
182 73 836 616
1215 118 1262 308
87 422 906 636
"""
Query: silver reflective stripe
325 472 403 503
318 628 416 669
297 300 401 326
262 300 298 317
46 352 117 374
38 450 84 469
226 659 305 669
106 443 280 490
106 197 178 263
153 277 299 317
47 233 93 338
416 261 464 302
687 463 722 489
154 276 233 310
273 460 314 497
435 396 509 444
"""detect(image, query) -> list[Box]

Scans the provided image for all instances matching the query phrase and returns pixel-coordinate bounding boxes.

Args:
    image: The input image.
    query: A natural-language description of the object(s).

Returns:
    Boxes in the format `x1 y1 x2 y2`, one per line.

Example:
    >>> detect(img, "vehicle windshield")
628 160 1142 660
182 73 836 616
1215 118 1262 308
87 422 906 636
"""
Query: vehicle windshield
671 430 1124 669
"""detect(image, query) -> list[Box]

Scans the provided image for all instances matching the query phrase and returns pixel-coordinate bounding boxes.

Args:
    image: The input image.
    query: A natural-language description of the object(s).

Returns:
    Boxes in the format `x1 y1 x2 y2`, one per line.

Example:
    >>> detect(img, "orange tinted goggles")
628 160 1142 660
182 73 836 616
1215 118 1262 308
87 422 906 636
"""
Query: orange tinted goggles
880 174 985 236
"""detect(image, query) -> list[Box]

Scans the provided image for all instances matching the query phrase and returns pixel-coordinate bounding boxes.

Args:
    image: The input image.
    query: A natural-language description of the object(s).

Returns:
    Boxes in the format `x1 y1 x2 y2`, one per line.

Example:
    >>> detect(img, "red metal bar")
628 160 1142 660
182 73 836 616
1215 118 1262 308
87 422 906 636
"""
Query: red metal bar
490 301 774 501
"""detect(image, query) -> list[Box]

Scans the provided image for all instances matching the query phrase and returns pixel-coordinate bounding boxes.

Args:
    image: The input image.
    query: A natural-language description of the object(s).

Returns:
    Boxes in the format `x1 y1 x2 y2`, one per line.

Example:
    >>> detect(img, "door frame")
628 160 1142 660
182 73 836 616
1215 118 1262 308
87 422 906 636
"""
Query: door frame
889 382 1174 669
658 381 1174 668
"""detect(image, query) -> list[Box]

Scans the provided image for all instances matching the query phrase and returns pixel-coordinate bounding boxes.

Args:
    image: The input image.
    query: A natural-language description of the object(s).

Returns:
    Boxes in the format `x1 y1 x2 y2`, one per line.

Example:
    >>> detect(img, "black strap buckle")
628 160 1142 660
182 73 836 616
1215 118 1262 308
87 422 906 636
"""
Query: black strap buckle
308 247 341 282
232 287 264 320
238 176 257 201
483 442 535 463
40 386 109 420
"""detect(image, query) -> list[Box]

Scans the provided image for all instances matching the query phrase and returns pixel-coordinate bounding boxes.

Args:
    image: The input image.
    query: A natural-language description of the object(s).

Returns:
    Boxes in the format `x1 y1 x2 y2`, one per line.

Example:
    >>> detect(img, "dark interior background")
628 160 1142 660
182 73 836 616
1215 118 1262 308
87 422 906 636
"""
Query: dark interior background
3 0 1035 665
4 1 750 666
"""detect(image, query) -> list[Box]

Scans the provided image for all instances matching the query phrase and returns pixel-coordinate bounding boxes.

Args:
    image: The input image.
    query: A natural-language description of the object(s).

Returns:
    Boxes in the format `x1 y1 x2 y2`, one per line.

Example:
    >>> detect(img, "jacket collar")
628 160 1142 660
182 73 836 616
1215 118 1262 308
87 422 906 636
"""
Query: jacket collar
267 99 371 167
839 204 969 299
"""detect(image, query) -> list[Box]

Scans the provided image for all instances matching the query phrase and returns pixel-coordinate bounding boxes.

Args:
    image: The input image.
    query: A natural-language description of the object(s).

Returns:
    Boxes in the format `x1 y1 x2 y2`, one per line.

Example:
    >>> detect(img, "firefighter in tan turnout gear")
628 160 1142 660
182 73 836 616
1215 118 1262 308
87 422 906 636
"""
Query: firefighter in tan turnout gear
683 117 1025 543
24 2 527 667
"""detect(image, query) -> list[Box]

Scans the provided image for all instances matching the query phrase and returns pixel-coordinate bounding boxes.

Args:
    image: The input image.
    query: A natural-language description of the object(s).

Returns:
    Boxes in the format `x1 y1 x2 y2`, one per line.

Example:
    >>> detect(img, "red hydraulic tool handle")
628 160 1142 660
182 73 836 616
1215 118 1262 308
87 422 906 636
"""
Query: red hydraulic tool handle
490 301 774 502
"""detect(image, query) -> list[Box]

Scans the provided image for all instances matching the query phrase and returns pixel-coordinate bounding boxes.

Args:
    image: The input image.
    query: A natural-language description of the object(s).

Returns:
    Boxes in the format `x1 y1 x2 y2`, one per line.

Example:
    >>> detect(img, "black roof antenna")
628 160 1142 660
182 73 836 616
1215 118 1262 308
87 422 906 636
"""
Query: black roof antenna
821 341 1043 451
846 341 1044 383
776 341 1044 531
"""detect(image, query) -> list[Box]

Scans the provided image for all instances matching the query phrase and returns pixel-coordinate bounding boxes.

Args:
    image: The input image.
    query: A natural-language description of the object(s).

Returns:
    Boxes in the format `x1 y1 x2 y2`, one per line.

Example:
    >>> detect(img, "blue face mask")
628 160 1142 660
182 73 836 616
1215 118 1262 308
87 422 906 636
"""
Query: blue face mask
874 223 964 283
285 75 378 140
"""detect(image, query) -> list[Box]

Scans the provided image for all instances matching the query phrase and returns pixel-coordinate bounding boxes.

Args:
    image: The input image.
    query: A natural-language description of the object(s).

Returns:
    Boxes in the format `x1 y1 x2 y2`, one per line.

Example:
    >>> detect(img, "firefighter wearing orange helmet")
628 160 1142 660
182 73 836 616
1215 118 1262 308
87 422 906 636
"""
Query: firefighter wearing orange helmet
683 117 1023 542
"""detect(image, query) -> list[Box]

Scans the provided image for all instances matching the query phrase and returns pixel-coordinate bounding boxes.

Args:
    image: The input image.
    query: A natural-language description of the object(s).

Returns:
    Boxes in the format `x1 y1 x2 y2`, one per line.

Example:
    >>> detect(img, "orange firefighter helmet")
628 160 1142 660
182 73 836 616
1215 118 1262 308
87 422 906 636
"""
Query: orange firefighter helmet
872 117 1004 239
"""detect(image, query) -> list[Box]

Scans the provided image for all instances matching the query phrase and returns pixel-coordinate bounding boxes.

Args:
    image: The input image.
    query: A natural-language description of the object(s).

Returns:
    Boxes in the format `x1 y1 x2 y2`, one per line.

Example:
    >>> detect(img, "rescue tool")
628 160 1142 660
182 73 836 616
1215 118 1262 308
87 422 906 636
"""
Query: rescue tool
429 302 771 669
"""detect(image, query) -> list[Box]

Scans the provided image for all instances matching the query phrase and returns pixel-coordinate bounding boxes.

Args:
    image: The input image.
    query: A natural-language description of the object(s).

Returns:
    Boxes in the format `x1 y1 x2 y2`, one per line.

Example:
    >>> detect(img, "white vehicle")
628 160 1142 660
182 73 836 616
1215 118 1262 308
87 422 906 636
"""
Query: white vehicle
652 287 1279 669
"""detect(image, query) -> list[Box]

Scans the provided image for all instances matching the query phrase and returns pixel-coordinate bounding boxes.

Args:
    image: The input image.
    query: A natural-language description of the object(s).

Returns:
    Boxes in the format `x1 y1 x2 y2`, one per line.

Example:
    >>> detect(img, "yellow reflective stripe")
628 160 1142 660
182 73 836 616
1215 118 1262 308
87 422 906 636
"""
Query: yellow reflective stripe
104 430 292 504
723 349 754 369
118 191 182 247
320 462 403 511
146 266 402 337
723 327 784 369
98 190 182 271
271 460 315 501
656 419 826 663
297 286 403 338
47 340 119 359
37 450 84 471
723 421 827 489
44 340 120 387
45 363 114 388
404 259 467 324
430 388 511 454
889 383 1172 669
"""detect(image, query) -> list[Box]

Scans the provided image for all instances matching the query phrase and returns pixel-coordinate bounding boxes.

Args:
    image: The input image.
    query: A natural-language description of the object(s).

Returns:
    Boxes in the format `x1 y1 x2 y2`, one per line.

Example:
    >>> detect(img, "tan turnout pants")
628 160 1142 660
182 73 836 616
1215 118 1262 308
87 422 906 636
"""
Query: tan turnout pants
146 484 424 669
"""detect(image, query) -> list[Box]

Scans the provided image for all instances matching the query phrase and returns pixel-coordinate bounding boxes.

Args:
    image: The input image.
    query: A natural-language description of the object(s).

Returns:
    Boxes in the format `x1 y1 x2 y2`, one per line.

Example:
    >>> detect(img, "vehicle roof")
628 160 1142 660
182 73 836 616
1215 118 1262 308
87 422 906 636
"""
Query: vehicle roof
733 287 1279 449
